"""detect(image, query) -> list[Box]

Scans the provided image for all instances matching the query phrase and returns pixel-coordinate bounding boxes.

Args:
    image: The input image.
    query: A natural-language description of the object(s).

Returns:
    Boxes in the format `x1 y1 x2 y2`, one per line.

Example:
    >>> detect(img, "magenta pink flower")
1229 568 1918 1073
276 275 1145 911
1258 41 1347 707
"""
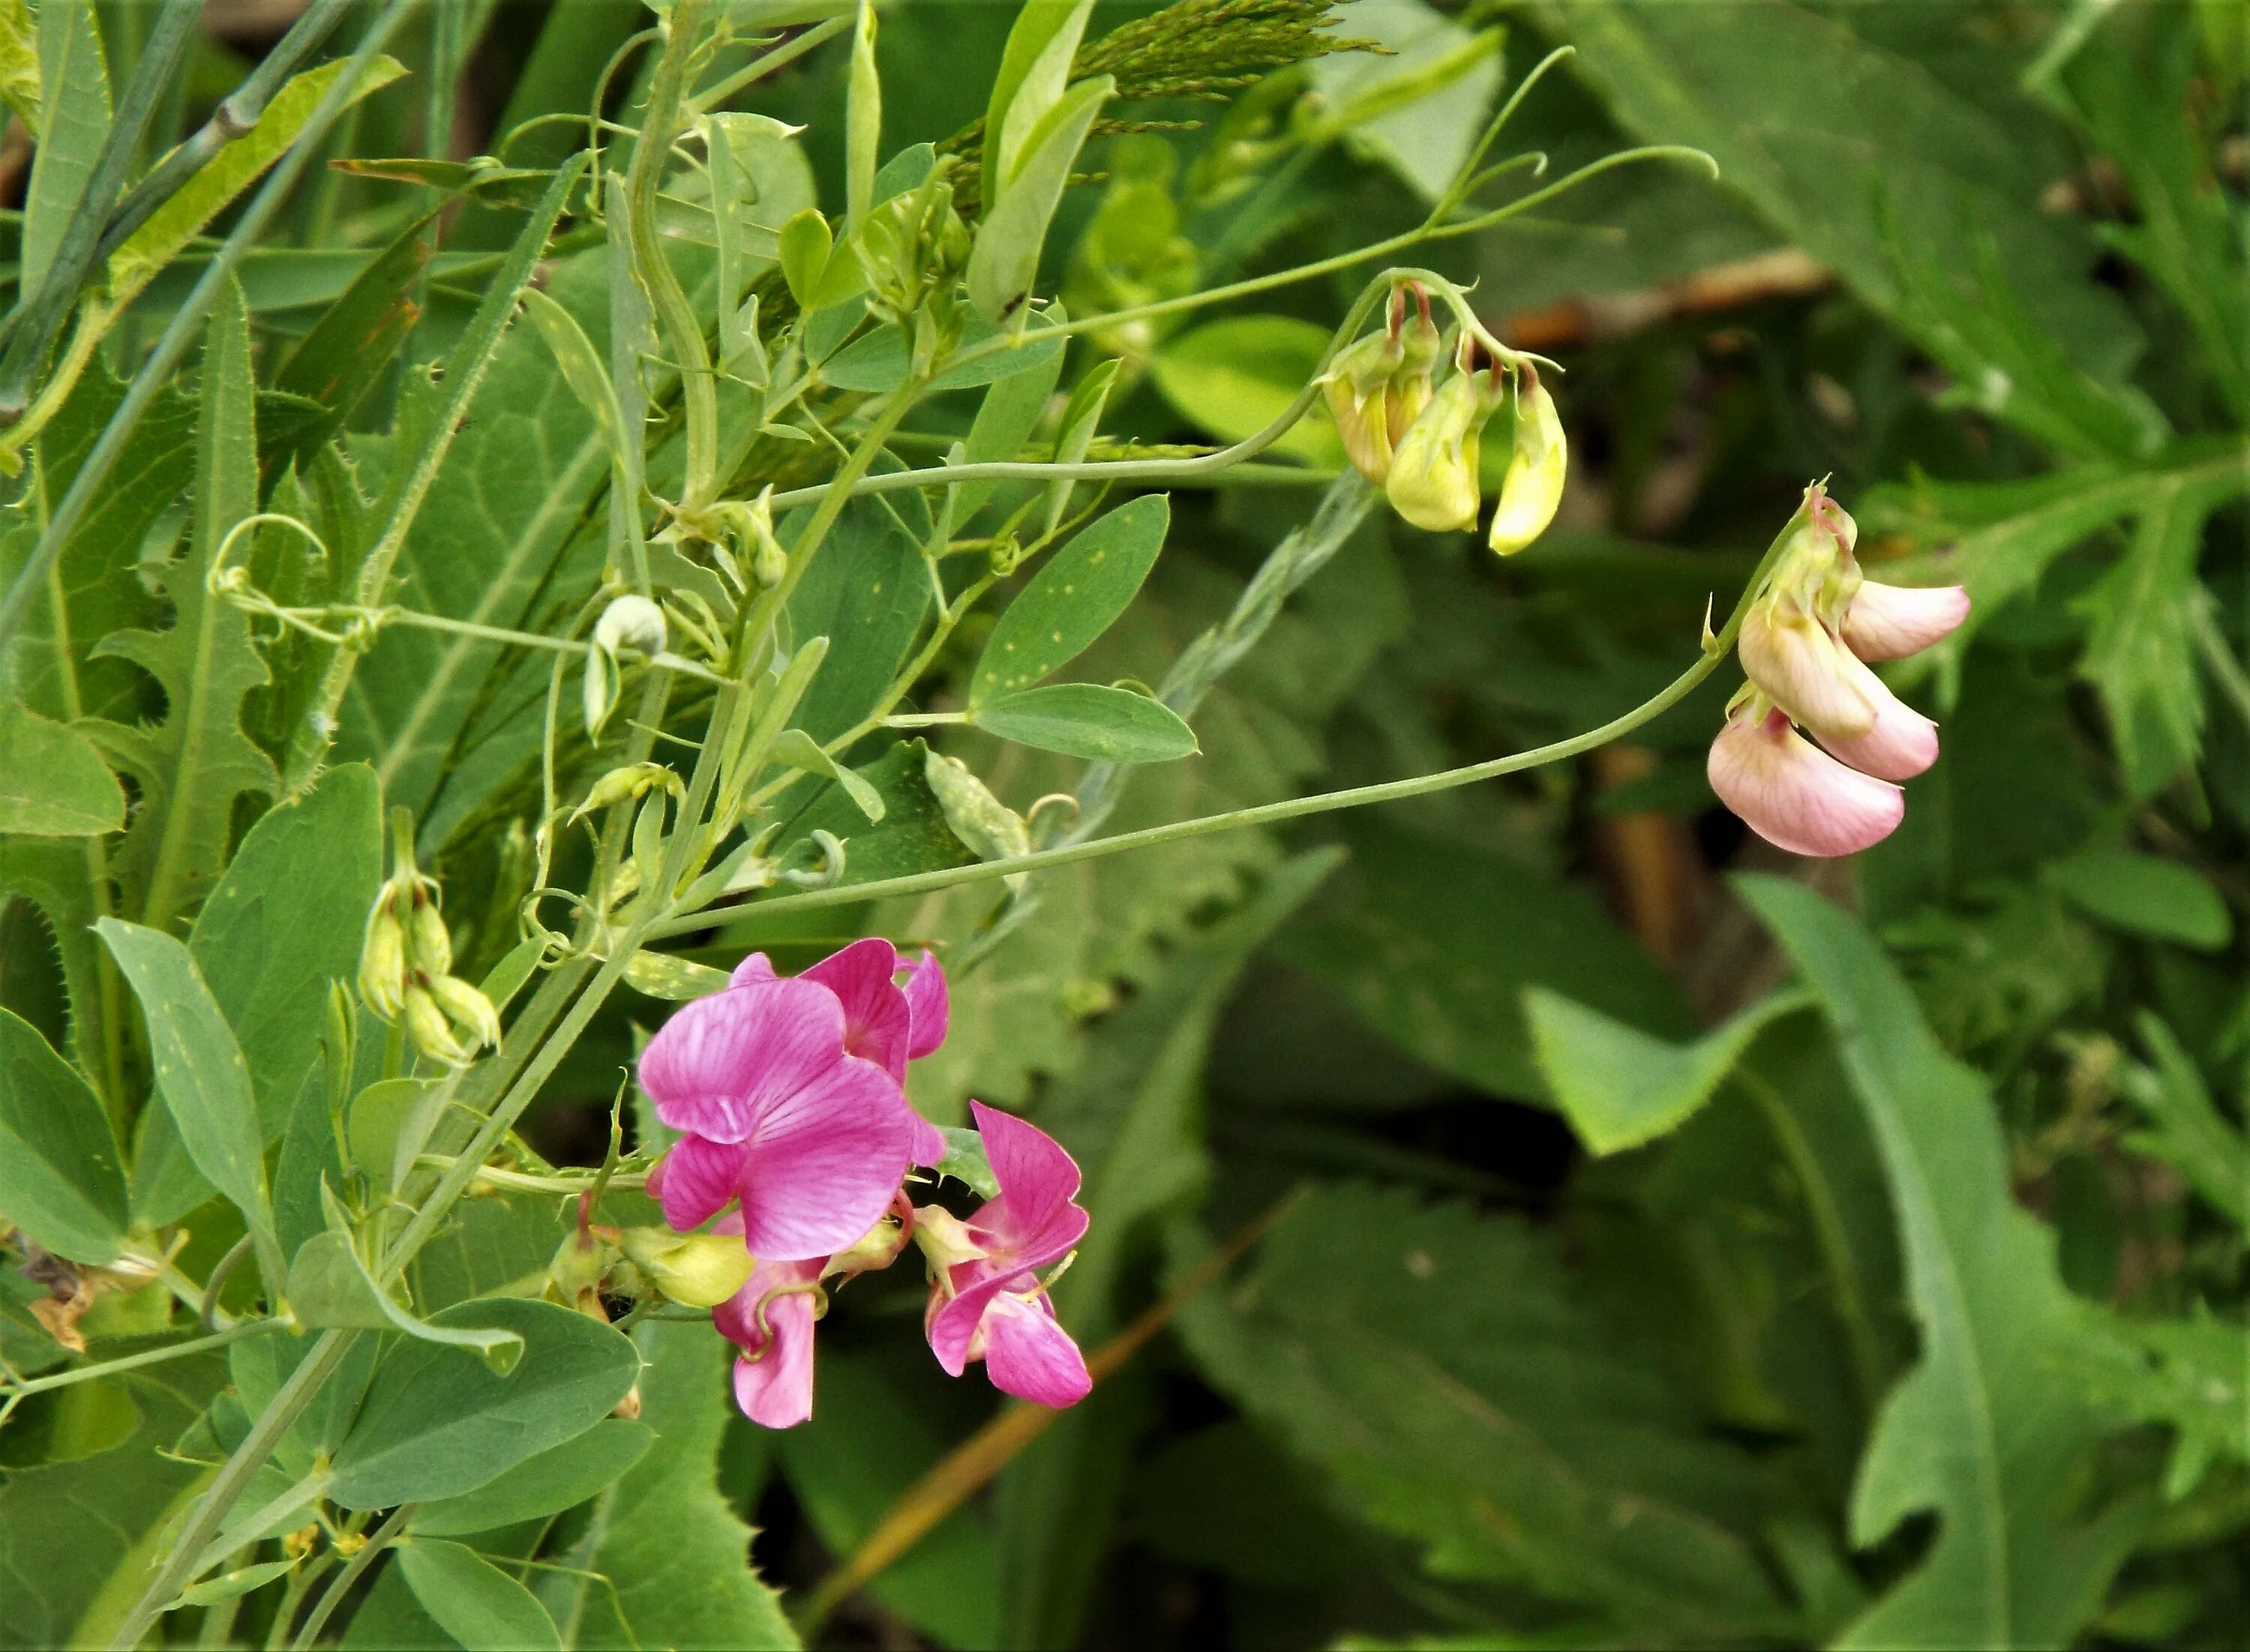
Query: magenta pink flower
1840 580 1970 661
640 956 926 1261
1708 705 1904 857
713 1256 825 1428
920 1102 1092 1409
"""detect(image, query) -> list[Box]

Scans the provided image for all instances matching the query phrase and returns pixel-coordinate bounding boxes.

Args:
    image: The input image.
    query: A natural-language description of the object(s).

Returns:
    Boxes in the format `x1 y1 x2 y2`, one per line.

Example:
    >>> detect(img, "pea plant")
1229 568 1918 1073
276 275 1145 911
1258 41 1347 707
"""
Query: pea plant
0 1 1826 1643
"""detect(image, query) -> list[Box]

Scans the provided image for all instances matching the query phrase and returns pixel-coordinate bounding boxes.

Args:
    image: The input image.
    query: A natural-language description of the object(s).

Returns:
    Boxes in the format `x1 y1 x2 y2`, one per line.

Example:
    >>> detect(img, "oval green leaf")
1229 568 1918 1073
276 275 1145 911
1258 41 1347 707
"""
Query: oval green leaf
970 494 1169 705
973 682 1197 763
1150 315 1344 466
328 1297 640 1510
398 1539 562 1652
410 1420 653 1537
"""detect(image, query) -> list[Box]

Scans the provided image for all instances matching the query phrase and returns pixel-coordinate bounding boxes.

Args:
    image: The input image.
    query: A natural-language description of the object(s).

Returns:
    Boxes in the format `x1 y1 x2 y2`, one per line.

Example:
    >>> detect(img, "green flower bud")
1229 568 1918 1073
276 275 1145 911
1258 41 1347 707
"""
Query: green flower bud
1385 297 1443 451
403 982 470 1066
585 595 668 739
406 884 452 978
358 904 408 1019
1488 373 1568 557
429 973 502 1054
1320 326 1403 486
618 1228 755 1309
1386 348 1504 534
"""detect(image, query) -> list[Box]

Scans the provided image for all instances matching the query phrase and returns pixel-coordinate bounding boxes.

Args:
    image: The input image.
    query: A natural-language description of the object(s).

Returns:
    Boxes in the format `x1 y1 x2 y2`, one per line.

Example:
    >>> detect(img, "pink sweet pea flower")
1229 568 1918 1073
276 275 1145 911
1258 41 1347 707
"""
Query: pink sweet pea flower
713 1257 825 1428
640 973 915 1261
1840 580 1971 661
1708 705 1904 857
921 1102 1093 1408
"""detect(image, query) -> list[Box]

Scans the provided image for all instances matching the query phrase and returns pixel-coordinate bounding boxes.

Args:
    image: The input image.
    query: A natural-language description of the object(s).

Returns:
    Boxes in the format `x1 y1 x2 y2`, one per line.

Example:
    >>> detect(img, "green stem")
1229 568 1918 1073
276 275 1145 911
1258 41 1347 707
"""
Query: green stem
0 1319 284 1399
2191 599 2250 733
287 1505 414 1652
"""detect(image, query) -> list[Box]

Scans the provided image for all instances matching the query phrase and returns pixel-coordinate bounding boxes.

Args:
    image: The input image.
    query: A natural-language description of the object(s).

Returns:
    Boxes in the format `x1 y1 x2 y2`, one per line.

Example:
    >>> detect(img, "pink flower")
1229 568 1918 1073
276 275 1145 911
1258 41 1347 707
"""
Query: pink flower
713 1257 825 1428
1811 655 1940 781
1708 706 1904 857
640 965 919 1261
921 1102 1092 1409
1737 600 1878 739
1840 580 1970 662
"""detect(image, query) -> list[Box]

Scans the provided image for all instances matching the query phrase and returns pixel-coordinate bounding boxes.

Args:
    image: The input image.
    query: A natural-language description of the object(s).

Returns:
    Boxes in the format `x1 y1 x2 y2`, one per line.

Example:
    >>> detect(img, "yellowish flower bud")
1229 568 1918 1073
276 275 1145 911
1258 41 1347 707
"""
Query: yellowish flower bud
1320 328 1402 485
406 885 452 977
403 982 469 1066
358 904 407 1019
1488 373 1568 557
1385 352 1503 533
429 973 502 1053
1385 299 1442 451
619 1228 756 1309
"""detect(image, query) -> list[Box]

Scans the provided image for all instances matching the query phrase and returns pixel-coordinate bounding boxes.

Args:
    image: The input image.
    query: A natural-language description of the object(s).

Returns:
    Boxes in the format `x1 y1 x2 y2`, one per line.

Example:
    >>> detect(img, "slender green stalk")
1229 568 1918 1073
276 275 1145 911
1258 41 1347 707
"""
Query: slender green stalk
0 1319 284 1399
688 16 850 112
286 1506 415 1652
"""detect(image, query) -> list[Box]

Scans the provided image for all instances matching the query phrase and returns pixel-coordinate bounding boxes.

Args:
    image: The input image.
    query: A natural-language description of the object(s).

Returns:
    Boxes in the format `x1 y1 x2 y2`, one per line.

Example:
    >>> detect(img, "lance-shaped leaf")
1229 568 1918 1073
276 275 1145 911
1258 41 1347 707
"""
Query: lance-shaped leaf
20 0 107 295
974 682 1197 763
519 286 635 511
968 73 1113 324
95 917 274 1257
410 1420 652 1537
971 494 1168 704
0 703 124 835
399 1540 562 1652
980 0 1097 209
1738 875 2146 1649
0 1007 129 1264
770 728 887 820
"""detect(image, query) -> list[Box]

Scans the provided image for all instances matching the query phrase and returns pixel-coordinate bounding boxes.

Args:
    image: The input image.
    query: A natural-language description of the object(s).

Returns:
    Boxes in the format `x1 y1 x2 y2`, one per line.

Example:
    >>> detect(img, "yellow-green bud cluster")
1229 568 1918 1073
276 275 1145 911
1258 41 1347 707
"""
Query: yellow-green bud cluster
358 859 500 1067
1320 283 1441 487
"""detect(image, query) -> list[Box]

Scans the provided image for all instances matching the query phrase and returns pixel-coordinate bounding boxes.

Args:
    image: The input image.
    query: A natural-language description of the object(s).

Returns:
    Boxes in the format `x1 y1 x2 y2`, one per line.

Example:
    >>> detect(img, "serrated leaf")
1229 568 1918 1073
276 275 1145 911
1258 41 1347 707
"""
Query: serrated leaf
94 916 273 1248
328 1299 639 1511
1738 875 2146 1649
92 278 275 930
972 495 1170 703
0 1006 128 1264
536 1321 796 1650
399 1540 561 1652
0 703 123 834
974 682 1198 763
2117 1012 2247 1226
1526 987 1810 1156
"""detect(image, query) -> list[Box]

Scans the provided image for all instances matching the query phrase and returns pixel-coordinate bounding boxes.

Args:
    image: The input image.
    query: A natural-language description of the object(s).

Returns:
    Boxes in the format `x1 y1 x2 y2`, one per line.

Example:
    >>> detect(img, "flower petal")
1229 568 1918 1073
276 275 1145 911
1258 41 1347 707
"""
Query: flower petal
1738 604 1877 739
801 937 911 1079
651 1133 748 1231
981 1292 1092 1408
926 1280 987 1377
901 949 950 1060
967 1100 1089 1273
1708 709 1904 858
639 978 849 1142
718 1264 823 1429
730 953 778 988
1814 658 1939 781
1841 581 1970 662
736 1055 916 1261
714 1257 824 1349
908 1112 949 1169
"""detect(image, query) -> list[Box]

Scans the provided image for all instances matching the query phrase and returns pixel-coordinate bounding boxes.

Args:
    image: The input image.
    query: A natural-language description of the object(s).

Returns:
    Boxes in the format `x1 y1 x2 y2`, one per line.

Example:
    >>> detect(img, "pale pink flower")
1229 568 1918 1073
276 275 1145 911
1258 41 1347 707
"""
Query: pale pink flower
1840 580 1970 662
1708 706 1904 857
922 1102 1092 1409
1812 651 1940 780
713 1257 825 1428
1737 601 1878 739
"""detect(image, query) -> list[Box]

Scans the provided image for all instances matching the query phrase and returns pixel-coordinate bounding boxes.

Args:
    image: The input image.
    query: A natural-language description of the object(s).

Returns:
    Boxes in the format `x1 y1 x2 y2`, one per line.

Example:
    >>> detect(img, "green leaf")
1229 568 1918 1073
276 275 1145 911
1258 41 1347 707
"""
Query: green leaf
2117 1013 2247 1226
1177 1183 1798 1642
1737 875 2146 1649
784 496 932 743
0 0 38 130
518 286 634 508
95 917 273 1246
104 55 408 305
972 494 1170 703
2074 475 2234 798
328 1298 639 1511
398 1540 561 1652
2047 850 2231 950
777 207 833 310
410 1420 653 1537
1304 0 1502 200
954 316 1068 520
974 682 1198 763
968 73 1113 324
538 1321 796 1650
1526 988 1810 1156
268 211 436 466
0 1006 128 1264
21 0 107 296
980 0 1098 210
933 1124 1000 1198
0 703 124 835
770 729 886 820
175 1559 297 1610
286 1190 525 1371
92 277 275 931
765 739 973 896
845 0 880 229
1276 817 1694 1102
2077 1306 2250 1501
1149 316 1344 466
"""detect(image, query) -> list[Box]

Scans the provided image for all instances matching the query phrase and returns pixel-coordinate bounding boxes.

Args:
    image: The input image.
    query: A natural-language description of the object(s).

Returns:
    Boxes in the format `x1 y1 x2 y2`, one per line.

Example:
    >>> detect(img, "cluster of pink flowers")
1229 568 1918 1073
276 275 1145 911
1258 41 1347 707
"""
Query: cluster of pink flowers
1707 485 1970 856
639 939 1091 1427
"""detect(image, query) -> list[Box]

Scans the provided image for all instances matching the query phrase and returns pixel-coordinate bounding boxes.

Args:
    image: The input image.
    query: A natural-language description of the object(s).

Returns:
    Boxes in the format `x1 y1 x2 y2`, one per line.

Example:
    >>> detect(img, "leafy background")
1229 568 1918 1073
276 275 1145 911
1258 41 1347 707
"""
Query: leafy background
1 1 2244 1649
